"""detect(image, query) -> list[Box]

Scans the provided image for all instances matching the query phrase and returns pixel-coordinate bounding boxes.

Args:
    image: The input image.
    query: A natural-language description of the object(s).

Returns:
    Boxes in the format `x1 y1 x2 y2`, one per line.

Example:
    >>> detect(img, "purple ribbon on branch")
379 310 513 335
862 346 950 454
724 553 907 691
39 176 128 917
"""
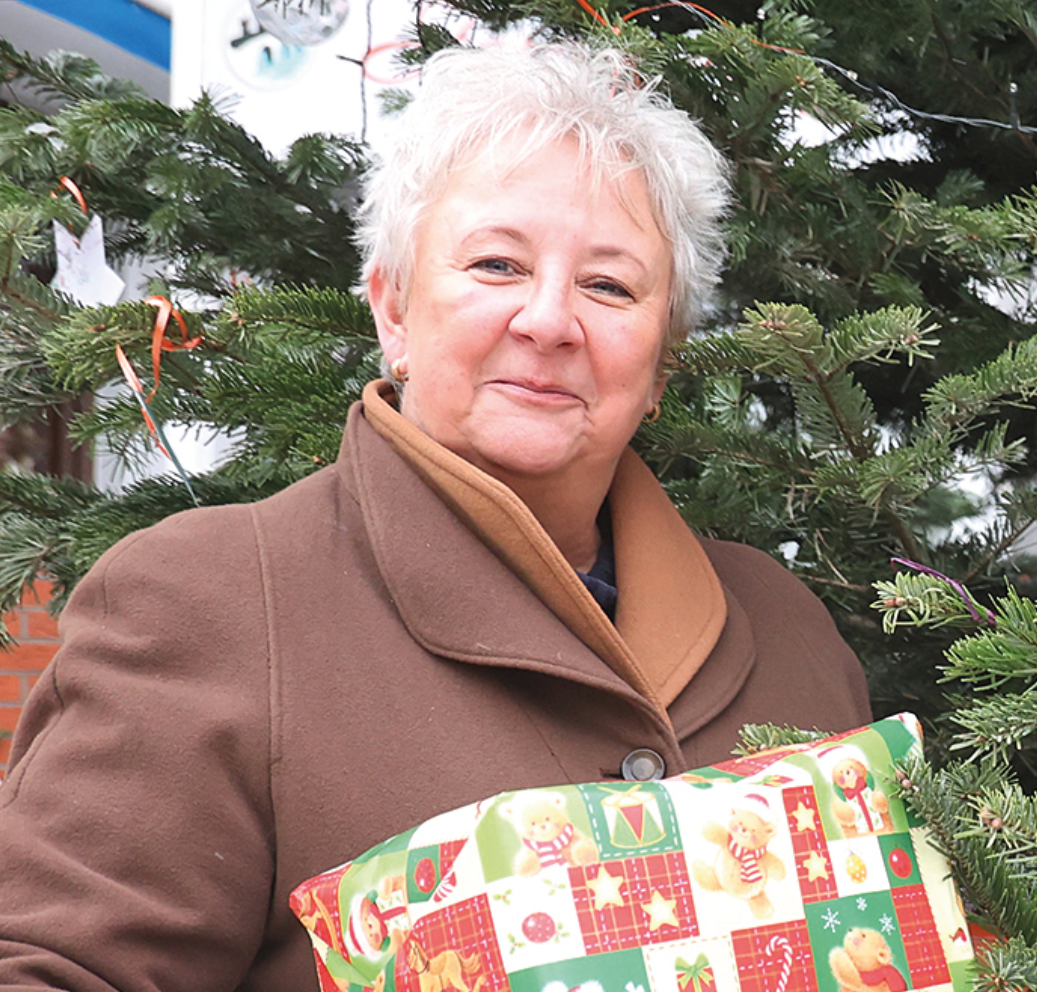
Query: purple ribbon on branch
890 558 997 627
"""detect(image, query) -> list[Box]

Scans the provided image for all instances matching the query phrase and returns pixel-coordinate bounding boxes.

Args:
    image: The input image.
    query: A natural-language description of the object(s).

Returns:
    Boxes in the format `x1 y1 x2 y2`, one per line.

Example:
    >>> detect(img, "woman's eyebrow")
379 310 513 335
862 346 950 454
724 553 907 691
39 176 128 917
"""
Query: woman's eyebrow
459 225 527 247
585 244 650 273
461 227 650 272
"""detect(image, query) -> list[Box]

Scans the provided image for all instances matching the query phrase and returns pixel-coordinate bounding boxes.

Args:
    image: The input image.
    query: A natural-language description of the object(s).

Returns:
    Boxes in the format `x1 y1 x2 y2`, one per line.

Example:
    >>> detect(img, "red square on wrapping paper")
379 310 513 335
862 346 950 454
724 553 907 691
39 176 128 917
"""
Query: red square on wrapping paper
396 895 509 992
439 838 465 879
783 787 839 905
731 919 818 992
892 885 951 987
572 853 698 955
712 748 805 778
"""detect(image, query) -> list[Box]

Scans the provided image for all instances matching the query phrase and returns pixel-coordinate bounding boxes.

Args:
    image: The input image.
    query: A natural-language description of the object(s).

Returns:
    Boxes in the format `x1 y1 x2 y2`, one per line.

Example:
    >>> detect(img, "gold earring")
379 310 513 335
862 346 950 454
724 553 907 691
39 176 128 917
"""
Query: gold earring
643 403 661 424
390 357 409 384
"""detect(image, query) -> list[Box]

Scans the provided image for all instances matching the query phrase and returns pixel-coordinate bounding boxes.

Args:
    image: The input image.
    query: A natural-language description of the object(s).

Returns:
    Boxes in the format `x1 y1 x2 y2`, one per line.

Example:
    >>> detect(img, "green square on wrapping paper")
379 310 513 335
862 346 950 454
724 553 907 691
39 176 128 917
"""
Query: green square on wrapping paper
878 833 922 888
804 892 910 992
949 957 978 992
788 729 909 842
577 782 682 859
406 844 445 904
508 946 650 992
352 826 417 866
870 719 923 769
677 768 742 788
870 720 926 829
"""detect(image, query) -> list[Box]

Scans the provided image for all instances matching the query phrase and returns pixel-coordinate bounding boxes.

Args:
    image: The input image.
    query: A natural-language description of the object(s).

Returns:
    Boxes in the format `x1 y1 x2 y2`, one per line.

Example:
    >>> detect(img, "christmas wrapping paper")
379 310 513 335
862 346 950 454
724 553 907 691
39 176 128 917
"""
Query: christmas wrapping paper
291 714 975 992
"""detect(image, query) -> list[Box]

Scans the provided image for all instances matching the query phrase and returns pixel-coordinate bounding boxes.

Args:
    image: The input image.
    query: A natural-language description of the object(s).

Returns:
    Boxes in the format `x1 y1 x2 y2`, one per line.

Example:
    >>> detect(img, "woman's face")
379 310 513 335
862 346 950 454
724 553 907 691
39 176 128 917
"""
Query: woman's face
369 138 672 486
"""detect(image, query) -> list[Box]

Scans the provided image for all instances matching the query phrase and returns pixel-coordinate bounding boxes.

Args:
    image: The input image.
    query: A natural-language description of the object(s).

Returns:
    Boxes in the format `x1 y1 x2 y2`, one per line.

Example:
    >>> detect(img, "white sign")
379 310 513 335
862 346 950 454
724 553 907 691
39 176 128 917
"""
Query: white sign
170 0 537 153
171 0 421 152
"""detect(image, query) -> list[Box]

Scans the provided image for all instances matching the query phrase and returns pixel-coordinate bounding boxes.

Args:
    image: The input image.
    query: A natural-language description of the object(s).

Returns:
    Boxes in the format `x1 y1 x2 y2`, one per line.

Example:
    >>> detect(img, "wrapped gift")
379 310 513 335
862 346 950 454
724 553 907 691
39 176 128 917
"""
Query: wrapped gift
675 953 714 992
291 715 975 992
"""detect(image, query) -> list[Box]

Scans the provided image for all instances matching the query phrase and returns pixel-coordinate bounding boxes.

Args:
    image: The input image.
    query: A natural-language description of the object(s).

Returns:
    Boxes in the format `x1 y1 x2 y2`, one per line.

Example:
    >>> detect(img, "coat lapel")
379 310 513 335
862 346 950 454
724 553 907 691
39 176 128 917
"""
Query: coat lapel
610 450 727 706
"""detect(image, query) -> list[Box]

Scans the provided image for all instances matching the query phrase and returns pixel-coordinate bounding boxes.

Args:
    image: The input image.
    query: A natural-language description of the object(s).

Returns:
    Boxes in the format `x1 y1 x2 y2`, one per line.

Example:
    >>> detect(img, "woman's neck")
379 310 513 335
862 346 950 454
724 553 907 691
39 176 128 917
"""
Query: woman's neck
489 467 609 572
366 379 614 571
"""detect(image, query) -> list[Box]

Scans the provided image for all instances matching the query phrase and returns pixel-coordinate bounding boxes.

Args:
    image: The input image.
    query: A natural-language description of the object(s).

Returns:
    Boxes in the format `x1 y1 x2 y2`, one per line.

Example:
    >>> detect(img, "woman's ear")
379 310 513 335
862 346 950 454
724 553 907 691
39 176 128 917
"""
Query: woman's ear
650 365 669 409
367 265 407 361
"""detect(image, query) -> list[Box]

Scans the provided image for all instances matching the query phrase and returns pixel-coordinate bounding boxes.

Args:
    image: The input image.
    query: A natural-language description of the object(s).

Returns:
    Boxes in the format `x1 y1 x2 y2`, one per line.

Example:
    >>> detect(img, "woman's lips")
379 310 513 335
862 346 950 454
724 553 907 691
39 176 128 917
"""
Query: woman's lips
489 379 583 405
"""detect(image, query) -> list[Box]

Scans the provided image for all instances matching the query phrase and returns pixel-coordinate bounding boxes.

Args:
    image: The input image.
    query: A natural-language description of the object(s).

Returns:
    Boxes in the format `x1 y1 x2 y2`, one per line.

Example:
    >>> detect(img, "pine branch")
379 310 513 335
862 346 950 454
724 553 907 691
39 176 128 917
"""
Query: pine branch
923 336 1037 438
733 723 833 754
0 42 146 105
975 936 1037 992
896 756 1037 945
950 688 1037 760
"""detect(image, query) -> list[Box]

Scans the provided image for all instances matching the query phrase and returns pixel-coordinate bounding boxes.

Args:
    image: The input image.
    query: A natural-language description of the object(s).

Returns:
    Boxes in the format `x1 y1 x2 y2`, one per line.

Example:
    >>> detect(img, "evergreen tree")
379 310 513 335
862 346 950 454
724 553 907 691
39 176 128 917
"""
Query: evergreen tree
2 3 1037 983
863 569 1037 989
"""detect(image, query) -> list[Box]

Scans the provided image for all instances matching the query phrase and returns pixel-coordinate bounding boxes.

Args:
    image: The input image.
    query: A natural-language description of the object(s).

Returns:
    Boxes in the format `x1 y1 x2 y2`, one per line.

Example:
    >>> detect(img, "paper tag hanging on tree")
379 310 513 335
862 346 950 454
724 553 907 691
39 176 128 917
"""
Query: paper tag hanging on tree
52 214 126 307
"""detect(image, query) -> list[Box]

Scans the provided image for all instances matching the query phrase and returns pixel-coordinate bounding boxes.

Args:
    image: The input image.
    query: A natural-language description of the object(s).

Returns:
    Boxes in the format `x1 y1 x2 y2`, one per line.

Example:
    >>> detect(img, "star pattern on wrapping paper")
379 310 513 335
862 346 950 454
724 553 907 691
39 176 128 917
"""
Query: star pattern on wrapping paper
803 850 829 881
791 802 818 832
640 889 679 931
587 865 625 910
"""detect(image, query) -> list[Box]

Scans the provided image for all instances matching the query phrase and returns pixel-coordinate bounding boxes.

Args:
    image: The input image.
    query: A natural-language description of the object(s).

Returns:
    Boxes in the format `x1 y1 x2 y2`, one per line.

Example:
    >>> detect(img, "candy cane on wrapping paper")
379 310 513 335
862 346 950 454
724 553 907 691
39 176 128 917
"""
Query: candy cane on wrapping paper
765 935 793 992
432 869 457 903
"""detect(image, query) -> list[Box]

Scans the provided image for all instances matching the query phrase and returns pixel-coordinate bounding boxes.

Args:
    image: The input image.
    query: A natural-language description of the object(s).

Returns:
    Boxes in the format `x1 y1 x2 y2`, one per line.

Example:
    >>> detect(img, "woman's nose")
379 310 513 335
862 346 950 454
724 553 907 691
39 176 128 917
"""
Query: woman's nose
508 276 583 350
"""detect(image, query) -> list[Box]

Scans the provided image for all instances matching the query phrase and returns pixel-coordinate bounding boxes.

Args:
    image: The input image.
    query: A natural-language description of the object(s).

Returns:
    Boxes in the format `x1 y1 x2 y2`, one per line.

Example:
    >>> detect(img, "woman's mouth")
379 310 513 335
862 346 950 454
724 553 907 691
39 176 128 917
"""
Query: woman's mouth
490 378 582 403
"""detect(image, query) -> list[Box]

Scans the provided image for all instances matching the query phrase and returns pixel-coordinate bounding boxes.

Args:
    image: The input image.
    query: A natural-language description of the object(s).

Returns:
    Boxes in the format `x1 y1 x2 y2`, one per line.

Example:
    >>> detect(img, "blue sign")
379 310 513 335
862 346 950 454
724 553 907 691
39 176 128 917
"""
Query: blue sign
16 0 171 71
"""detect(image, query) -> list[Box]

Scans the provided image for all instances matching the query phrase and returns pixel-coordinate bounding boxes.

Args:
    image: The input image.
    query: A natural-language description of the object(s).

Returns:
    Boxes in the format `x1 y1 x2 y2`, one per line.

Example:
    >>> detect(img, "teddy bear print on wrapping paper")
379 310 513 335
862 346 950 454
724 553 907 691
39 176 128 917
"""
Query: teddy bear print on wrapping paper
829 927 909 992
501 790 599 876
817 743 893 838
690 791 787 920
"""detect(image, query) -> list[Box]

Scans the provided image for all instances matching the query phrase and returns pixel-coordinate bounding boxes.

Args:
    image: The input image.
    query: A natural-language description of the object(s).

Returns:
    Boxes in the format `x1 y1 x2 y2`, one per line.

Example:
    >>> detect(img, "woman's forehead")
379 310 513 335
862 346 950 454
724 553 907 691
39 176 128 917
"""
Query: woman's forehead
431 135 665 240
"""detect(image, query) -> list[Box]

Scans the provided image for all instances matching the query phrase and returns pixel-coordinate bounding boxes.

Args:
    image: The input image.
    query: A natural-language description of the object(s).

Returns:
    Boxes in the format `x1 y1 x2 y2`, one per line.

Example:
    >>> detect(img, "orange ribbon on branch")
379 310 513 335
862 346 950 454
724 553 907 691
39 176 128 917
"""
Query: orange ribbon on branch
573 0 805 53
114 338 200 505
110 291 203 504
52 176 89 216
53 179 200 502
114 343 171 460
144 295 203 403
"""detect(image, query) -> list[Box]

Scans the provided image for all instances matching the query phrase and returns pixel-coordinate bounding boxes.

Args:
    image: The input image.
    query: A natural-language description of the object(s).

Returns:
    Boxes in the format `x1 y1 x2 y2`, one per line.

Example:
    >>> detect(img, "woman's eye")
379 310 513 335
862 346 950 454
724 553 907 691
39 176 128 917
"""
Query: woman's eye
472 258 517 276
588 278 633 299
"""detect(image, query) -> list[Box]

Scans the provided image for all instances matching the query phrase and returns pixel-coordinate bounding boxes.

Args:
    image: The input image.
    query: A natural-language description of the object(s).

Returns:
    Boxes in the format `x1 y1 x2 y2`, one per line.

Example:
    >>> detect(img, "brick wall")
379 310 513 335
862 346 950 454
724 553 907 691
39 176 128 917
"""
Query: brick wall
0 582 61 779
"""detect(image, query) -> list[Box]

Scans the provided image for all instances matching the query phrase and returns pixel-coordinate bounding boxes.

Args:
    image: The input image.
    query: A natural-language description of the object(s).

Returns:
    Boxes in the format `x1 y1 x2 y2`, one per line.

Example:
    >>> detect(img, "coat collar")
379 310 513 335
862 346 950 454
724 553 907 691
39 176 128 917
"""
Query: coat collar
352 380 731 714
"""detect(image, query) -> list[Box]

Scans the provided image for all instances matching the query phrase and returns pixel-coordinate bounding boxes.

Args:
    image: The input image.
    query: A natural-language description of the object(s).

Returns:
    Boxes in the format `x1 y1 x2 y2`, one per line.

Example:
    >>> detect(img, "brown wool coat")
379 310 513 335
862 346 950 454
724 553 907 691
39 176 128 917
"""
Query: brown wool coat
0 385 871 992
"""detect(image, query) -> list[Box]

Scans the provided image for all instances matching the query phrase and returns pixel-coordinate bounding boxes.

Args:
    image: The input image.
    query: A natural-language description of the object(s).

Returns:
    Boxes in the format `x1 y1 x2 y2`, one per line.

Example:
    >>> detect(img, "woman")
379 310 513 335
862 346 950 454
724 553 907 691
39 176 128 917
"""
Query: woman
0 45 870 992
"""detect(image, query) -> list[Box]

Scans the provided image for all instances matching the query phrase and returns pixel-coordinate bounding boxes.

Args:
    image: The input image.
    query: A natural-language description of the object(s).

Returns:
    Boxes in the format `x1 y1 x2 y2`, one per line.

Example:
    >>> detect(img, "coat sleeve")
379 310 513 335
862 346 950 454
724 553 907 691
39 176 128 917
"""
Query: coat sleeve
0 505 275 992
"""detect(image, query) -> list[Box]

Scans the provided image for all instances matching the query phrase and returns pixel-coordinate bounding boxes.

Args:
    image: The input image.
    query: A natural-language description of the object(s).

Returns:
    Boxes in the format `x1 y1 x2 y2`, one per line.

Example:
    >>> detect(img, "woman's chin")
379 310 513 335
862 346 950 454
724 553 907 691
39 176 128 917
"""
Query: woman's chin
461 425 589 483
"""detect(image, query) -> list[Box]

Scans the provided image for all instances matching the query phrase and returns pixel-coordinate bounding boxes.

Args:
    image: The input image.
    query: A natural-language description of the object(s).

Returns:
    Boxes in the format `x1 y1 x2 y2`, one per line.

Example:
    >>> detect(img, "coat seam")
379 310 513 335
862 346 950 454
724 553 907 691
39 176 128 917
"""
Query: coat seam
247 501 279 825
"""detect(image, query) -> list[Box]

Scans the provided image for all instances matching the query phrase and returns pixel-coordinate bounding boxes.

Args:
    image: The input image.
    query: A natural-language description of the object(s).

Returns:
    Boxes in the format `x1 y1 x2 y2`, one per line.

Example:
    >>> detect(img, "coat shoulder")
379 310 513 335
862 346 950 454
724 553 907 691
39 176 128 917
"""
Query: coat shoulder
696 535 873 728
698 537 837 620
91 463 350 585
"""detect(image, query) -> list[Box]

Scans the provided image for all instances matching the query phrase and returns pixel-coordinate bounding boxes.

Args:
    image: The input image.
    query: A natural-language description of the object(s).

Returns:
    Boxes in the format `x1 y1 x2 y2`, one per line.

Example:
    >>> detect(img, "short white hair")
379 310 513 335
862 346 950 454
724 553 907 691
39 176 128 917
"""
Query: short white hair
357 43 731 344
